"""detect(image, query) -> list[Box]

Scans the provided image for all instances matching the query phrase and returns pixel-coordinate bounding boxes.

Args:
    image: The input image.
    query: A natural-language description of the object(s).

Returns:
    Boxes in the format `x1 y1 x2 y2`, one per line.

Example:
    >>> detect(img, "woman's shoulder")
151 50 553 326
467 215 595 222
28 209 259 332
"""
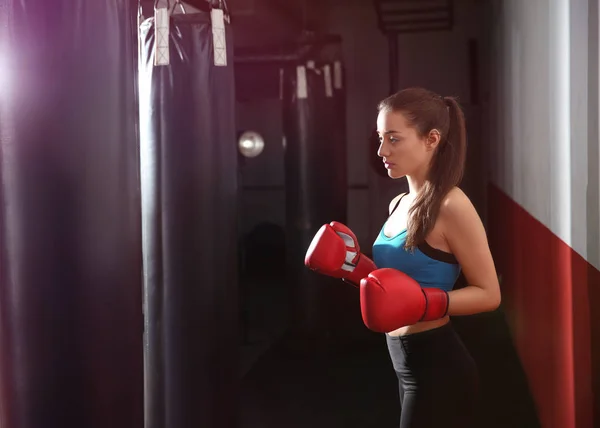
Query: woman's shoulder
442 186 469 205
439 187 479 228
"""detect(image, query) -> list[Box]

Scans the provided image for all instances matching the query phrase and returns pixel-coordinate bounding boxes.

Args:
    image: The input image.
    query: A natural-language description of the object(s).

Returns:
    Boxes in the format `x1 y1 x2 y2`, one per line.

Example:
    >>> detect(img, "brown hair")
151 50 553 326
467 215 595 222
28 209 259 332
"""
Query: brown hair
377 87 467 250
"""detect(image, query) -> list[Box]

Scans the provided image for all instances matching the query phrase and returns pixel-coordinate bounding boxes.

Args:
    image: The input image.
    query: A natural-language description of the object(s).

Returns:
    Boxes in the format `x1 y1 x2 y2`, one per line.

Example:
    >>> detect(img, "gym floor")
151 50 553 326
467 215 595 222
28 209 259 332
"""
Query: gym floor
240 277 542 428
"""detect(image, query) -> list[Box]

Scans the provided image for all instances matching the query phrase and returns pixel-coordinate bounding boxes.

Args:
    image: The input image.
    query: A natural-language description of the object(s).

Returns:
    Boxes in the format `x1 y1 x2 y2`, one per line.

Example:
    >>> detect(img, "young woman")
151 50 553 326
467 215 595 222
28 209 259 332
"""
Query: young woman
367 87 501 427
305 87 500 427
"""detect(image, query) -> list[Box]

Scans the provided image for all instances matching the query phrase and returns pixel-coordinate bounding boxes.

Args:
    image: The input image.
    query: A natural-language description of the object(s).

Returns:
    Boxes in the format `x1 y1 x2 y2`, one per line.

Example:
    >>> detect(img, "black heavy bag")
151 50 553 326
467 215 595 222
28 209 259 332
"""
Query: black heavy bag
138 7 238 428
282 60 348 340
0 2 143 428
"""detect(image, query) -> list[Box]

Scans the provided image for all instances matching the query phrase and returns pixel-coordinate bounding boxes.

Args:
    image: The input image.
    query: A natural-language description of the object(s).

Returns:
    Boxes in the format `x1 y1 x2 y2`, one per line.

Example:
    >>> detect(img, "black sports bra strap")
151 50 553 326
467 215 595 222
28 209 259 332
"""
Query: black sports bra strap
390 193 408 216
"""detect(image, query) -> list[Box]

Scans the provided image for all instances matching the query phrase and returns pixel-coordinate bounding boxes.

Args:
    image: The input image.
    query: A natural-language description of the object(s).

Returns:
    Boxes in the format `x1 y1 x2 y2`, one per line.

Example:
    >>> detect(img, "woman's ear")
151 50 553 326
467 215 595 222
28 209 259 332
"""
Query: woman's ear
426 129 441 151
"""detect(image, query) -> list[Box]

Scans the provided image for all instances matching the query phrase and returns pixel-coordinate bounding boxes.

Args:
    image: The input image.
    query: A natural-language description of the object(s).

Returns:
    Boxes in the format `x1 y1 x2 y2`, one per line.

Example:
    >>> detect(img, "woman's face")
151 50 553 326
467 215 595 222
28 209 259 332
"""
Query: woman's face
376 109 437 179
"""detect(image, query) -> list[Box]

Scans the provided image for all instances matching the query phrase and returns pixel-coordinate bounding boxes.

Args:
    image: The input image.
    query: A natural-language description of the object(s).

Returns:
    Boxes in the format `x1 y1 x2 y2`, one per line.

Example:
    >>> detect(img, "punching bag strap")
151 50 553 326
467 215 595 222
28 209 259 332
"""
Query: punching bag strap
153 0 178 66
210 7 227 67
209 0 231 20
138 0 144 23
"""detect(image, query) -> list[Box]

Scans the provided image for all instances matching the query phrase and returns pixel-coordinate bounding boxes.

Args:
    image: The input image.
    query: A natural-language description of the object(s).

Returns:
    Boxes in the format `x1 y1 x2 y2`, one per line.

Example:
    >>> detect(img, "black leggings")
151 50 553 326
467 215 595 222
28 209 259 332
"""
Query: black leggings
386 322 479 428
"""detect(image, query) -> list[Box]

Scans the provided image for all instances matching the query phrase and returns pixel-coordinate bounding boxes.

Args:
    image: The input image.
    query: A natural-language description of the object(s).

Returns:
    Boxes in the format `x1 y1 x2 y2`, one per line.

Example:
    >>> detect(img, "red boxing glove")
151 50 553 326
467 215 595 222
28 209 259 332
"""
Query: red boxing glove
359 268 449 332
305 221 377 286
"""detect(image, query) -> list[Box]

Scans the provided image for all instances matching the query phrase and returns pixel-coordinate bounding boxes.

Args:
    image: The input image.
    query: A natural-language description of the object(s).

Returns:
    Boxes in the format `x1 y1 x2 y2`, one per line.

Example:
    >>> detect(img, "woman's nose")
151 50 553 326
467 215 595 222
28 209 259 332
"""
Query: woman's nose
377 142 389 158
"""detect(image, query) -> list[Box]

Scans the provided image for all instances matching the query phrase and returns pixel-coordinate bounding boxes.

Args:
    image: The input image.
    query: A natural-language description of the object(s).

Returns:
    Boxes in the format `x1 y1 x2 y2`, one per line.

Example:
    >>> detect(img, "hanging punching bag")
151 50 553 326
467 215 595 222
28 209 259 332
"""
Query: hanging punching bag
283 60 348 341
0 2 143 428
138 6 238 428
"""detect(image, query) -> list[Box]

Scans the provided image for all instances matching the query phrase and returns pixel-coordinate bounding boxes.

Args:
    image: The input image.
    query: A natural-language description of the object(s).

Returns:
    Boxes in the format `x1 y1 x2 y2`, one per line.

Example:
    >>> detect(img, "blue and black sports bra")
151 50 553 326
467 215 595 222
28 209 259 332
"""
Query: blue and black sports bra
372 194 461 292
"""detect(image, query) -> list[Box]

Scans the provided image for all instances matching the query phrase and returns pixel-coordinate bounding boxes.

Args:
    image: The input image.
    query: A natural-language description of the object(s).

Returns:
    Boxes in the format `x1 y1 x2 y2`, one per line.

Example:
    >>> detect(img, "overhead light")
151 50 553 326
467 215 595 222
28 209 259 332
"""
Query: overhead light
238 130 265 158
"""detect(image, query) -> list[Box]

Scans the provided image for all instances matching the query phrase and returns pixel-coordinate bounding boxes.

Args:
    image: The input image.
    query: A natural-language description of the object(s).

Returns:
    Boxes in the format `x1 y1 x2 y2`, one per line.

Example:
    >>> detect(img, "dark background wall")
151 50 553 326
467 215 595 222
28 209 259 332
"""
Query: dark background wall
230 0 489 248
227 0 599 426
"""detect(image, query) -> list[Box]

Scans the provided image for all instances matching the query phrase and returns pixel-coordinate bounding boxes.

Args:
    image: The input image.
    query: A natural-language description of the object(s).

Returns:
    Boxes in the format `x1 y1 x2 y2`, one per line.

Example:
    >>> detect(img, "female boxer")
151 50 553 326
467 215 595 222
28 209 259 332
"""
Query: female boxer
365 87 500 428
305 87 500 428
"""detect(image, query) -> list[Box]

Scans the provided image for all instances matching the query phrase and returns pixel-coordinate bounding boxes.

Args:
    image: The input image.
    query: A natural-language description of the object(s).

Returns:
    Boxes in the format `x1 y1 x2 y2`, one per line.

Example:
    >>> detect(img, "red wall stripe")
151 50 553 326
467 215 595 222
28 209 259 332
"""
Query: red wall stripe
487 183 594 428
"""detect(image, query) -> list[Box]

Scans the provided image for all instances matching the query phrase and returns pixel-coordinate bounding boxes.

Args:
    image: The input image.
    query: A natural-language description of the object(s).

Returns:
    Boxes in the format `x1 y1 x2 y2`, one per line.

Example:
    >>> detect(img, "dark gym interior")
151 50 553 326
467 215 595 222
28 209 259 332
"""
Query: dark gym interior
0 1 598 428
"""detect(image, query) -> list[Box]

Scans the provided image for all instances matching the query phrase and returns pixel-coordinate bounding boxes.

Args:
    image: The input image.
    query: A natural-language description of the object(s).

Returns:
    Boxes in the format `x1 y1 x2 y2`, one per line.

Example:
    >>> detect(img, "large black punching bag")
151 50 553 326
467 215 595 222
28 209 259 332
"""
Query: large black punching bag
283 59 348 341
138 6 238 428
0 2 143 428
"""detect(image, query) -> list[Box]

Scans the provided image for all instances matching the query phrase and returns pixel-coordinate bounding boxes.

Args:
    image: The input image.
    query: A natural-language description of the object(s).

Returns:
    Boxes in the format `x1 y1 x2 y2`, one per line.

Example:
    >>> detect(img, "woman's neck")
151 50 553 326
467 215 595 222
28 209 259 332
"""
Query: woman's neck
406 172 428 195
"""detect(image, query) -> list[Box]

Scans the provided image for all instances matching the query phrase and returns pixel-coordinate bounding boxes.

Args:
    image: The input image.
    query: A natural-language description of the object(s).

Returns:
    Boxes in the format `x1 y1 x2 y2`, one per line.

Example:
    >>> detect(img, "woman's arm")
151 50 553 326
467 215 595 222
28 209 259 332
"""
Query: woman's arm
441 188 501 315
